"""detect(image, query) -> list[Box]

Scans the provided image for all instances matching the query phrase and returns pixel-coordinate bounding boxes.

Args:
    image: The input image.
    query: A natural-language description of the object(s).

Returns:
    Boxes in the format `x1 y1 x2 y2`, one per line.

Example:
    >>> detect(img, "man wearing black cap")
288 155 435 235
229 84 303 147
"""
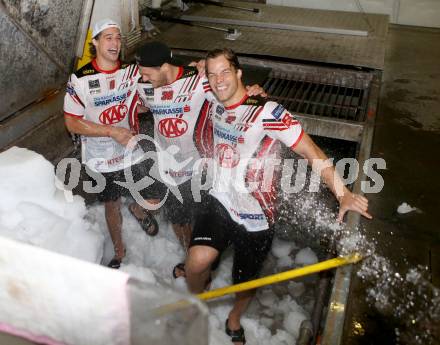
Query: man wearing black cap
135 41 214 277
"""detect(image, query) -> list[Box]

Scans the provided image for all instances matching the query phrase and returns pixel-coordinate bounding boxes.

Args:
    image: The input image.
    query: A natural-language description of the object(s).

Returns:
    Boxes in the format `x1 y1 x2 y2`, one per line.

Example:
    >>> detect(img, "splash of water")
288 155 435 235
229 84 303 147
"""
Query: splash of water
278 189 440 344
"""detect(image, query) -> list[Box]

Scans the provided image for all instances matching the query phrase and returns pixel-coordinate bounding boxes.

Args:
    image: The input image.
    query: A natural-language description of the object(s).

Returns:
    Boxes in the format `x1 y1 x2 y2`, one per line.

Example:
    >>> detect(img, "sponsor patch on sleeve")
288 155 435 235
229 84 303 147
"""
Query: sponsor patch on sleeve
66 82 76 96
271 104 285 119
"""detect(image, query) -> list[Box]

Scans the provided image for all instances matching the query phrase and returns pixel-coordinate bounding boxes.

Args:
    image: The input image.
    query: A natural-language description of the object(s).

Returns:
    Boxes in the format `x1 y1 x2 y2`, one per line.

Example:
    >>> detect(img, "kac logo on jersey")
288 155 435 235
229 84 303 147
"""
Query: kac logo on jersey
161 90 173 101
281 113 299 127
215 143 240 168
158 118 188 138
99 104 128 125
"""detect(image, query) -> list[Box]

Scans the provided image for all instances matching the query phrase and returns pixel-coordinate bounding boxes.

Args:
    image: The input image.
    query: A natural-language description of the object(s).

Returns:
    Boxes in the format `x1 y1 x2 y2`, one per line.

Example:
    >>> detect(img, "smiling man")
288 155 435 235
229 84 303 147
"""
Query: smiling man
184 48 373 345
63 19 159 269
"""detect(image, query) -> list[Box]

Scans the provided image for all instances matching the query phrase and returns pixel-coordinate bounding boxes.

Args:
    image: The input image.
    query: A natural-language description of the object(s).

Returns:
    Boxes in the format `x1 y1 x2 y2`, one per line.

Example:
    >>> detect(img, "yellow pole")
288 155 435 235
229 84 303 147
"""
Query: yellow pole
197 253 362 301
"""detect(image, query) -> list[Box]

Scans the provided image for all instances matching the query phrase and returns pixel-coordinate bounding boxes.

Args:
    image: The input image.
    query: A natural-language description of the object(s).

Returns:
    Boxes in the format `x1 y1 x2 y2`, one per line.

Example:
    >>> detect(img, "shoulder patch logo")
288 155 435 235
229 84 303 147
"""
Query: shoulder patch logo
89 79 100 89
161 90 173 101
144 87 154 96
271 104 285 120
216 105 225 115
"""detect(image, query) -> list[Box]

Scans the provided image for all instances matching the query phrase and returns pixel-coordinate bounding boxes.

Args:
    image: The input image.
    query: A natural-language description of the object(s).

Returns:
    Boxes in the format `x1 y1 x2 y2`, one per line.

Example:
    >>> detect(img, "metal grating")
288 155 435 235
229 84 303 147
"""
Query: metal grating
263 71 369 122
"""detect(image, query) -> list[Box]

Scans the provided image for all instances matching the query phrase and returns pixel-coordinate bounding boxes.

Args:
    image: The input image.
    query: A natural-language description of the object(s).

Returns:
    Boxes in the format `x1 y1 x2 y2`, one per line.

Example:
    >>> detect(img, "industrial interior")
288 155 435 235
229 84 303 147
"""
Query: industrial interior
0 0 439 344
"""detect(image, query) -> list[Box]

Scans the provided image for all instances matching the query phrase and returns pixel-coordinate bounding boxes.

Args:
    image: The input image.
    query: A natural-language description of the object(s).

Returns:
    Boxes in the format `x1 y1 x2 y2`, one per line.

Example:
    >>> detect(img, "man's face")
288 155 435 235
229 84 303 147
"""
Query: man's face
139 66 167 88
206 55 242 105
93 27 121 63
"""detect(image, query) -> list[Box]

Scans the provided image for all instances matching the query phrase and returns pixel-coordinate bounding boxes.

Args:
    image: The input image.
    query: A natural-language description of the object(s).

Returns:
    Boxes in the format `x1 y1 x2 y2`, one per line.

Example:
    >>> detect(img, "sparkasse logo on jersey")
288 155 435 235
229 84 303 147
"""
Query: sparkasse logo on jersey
99 104 128 125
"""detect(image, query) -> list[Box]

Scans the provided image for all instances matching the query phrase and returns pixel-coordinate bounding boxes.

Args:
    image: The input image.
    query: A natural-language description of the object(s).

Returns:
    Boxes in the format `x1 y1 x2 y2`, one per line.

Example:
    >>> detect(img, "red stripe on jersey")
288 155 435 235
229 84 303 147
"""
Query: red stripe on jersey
192 75 201 92
225 94 248 110
247 137 281 225
92 59 120 74
263 126 288 131
249 106 263 124
290 128 304 149
128 93 140 134
69 93 85 107
174 66 184 83
64 111 83 118
194 99 214 158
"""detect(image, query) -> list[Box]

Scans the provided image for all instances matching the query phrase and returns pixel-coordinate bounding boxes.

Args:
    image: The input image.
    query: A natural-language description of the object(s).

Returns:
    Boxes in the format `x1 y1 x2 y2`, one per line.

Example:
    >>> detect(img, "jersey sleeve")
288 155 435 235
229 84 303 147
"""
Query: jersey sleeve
63 73 85 118
201 77 216 102
137 80 153 108
261 101 304 149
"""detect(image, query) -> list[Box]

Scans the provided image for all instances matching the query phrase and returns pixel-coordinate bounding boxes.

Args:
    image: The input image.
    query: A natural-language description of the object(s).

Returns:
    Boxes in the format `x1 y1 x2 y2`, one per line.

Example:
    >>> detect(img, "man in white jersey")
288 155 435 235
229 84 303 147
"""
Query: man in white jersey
185 48 373 344
135 42 214 268
135 42 264 278
63 19 159 269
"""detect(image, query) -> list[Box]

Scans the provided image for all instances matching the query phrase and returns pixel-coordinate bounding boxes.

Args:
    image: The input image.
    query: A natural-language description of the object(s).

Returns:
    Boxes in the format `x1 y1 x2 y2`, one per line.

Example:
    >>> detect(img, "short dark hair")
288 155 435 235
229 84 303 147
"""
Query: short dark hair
205 48 241 73
88 33 101 57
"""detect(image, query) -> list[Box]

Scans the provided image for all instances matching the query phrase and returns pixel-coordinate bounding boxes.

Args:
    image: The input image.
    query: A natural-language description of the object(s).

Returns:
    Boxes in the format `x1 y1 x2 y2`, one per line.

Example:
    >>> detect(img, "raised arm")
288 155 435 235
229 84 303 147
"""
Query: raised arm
292 132 372 222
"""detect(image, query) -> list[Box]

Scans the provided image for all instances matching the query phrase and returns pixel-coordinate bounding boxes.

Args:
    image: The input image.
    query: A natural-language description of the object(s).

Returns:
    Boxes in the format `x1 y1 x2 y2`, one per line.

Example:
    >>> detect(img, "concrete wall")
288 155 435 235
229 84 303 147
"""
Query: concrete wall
265 0 440 28
0 1 84 121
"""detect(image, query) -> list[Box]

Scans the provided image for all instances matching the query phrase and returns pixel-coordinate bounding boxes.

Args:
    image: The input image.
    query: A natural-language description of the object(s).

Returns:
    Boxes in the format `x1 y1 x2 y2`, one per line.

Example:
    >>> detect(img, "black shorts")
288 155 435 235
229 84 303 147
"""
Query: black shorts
93 161 161 202
190 195 274 284
154 179 201 225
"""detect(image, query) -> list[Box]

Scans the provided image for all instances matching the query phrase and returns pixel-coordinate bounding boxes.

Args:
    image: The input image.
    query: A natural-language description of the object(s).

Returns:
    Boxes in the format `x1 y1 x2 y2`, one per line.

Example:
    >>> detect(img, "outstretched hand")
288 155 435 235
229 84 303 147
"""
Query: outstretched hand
246 84 267 98
337 192 372 222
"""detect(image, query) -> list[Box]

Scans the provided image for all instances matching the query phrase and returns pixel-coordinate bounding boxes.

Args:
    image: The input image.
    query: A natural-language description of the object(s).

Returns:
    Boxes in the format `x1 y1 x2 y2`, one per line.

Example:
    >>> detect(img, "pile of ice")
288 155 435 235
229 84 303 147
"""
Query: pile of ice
0 147 103 262
97 205 318 345
397 202 417 214
0 147 320 345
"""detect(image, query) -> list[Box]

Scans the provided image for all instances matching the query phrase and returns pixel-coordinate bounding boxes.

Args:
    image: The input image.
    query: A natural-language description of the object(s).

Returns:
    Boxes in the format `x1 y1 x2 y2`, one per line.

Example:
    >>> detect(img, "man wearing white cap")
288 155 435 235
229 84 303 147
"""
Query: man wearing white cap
63 19 159 269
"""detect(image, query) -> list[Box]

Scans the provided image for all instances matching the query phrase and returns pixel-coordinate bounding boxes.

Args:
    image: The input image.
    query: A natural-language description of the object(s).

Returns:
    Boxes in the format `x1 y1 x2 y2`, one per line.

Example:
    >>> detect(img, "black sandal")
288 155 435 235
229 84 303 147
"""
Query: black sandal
172 263 212 290
107 248 126 269
225 319 246 344
108 257 122 269
129 204 159 236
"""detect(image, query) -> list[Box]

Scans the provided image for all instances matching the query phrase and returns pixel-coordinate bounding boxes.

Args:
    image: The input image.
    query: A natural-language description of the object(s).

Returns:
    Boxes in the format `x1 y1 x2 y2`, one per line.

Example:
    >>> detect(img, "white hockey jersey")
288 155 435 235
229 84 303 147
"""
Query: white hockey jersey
137 66 214 185
64 60 143 173
209 95 304 232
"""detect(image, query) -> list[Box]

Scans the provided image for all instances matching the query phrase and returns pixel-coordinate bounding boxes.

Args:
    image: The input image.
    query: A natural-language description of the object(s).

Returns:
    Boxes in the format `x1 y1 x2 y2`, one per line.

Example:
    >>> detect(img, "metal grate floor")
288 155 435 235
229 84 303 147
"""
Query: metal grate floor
264 71 368 122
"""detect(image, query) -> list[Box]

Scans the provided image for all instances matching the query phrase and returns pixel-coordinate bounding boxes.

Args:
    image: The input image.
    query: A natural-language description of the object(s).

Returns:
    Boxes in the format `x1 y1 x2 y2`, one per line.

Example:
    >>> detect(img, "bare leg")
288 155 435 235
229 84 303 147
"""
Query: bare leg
172 223 192 250
105 198 124 259
185 245 218 293
227 289 255 345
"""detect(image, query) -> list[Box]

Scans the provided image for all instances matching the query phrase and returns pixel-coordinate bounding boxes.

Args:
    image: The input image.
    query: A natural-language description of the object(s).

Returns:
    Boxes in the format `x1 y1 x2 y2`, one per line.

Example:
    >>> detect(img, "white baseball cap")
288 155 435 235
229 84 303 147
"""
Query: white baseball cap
92 19 121 38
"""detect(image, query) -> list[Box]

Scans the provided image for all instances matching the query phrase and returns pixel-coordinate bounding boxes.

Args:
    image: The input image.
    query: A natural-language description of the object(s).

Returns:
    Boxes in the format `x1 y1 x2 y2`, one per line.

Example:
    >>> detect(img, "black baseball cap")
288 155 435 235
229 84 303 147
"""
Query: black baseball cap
135 41 178 67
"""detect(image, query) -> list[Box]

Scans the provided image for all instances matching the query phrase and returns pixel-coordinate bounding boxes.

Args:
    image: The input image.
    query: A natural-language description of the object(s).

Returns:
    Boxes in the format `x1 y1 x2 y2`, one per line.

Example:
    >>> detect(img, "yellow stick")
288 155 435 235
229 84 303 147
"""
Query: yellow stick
197 253 362 301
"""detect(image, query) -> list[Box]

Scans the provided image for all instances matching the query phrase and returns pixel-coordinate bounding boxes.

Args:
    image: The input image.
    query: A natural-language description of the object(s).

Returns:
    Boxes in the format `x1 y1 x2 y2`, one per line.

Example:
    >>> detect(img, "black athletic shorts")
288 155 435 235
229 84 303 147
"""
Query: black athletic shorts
190 195 274 284
94 161 161 202
153 179 202 225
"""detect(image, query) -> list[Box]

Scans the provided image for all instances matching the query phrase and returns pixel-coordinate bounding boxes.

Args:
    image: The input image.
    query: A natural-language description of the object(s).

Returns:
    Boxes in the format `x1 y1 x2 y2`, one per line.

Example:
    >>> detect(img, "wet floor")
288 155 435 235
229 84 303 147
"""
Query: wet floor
343 24 440 345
